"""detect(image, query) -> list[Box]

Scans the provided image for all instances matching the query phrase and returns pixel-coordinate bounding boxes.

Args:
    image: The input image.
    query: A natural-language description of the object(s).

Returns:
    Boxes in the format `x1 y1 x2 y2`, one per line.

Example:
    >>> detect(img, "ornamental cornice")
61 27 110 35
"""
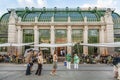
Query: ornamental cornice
16 22 106 26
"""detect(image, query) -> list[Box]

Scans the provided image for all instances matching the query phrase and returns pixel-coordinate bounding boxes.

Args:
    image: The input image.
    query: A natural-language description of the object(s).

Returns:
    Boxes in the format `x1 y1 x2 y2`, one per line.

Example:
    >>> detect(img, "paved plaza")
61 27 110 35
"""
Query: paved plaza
0 63 116 80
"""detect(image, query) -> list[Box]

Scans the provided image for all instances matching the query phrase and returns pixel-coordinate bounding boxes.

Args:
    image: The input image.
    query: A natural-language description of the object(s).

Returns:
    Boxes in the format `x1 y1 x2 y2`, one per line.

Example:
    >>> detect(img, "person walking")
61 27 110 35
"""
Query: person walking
50 51 58 75
25 51 33 75
74 54 80 69
66 53 71 69
25 59 31 75
35 51 43 76
113 54 119 78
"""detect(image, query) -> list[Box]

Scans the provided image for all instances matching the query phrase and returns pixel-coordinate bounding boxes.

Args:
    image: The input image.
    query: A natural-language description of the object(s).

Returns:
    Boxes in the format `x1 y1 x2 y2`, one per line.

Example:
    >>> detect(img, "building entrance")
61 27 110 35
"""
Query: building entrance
56 47 66 62
56 47 66 57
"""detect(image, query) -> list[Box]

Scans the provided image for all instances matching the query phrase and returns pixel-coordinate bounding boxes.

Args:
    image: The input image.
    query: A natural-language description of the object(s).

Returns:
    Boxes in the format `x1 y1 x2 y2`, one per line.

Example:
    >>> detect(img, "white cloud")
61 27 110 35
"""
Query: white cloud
96 0 116 8
82 0 116 8
37 0 47 7
0 12 2 17
17 0 47 8
81 0 120 13
0 10 6 17
17 0 35 7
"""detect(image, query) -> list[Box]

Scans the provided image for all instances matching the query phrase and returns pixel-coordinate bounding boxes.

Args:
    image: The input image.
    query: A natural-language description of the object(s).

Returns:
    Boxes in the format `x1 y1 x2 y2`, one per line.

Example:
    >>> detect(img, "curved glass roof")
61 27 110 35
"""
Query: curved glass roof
22 12 41 22
54 12 68 22
0 8 120 41
0 13 9 34
0 8 120 29
81 12 99 21
0 13 9 25
38 12 53 22
69 12 83 22
112 13 120 28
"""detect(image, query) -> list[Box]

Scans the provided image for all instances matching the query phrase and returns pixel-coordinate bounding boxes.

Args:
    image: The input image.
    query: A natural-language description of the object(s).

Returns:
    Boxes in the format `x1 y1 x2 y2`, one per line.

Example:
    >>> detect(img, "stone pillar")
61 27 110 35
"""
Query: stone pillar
34 25 39 49
99 17 105 55
99 25 105 55
83 17 88 55
50 26 55 55
51 16 54 22
83 26 88 55
8 9 18 43
104 8 114 54
104 9 114 43
8 9 18 55
67 25 72 54
17 26 22 55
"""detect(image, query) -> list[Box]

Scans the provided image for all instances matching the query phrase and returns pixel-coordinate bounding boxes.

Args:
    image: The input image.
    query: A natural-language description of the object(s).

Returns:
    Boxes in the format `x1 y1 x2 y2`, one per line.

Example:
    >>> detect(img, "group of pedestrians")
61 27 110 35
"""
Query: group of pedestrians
66 53 80 69
25 50 58 76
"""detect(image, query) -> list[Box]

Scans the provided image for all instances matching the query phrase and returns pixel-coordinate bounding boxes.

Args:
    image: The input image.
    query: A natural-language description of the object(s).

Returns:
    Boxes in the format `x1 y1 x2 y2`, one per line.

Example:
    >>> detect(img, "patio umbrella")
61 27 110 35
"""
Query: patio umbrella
24 48 39 57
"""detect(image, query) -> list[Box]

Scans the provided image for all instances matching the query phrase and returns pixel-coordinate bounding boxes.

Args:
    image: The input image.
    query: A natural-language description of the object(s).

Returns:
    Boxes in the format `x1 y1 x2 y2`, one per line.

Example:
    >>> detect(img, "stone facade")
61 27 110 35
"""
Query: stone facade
7 8 114 55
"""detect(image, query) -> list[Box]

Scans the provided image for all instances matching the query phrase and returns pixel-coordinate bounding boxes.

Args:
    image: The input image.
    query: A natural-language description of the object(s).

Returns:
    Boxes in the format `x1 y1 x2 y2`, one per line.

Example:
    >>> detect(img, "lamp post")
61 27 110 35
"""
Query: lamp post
77 40 83 54
77 42 80 54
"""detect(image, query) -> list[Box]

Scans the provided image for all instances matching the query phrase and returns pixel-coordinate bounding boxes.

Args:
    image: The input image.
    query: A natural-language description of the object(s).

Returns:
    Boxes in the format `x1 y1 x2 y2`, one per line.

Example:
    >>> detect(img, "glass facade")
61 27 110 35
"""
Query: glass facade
0 13 9 52
55 29 67 43
54 12 68 22
69 12 83 22
0 8 120 54
81 12 99 21
39 12 53 22
23 29 34 43
72 29 83 43
72 29 83 54
23 29 34 50
88 29 99 54
0 37 7 52
39 29 50 43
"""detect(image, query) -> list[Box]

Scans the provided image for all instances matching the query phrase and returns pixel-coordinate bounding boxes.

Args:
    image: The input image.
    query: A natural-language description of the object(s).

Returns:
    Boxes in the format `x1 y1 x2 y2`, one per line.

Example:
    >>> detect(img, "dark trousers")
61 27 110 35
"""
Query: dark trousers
35 63 42 75
26 64 31 75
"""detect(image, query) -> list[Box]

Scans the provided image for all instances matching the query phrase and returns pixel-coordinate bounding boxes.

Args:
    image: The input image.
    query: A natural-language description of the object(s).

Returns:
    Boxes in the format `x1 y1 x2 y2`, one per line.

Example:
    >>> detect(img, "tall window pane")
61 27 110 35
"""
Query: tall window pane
55 29 67 43
88 29 99 54
23 29 34 43
72 29 83 43
0 37 7 52
88 29 99 43
72 29 83 54
39 29 50 43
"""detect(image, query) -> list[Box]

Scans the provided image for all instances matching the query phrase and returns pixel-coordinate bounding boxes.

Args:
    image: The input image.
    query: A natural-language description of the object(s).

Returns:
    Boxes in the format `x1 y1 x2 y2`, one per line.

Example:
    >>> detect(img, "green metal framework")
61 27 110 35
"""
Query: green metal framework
0 8 120 43
0 7 120 53
0 8 120 25
38 12 53 22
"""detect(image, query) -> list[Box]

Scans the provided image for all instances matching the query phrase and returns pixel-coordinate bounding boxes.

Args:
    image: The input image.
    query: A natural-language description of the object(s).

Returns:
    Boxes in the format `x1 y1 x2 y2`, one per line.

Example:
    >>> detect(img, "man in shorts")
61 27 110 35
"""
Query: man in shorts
50 51 58 75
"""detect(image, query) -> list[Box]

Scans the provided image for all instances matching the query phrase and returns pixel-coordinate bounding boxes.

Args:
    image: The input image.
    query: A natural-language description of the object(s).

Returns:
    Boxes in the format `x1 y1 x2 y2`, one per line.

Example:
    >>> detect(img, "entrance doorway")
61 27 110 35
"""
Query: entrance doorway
56 47 67 57
88 47 98 55
56 47 67 62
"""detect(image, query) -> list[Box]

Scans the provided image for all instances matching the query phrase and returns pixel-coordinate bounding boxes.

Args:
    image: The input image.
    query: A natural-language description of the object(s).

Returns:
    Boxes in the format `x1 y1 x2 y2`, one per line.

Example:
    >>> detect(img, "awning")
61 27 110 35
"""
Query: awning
34 43 75 47
0 42 34 47
80 42 120 47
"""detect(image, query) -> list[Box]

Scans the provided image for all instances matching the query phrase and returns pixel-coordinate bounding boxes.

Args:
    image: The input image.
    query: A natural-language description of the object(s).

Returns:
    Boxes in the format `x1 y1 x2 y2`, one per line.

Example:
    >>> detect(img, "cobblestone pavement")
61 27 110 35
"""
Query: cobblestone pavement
0 63 116 80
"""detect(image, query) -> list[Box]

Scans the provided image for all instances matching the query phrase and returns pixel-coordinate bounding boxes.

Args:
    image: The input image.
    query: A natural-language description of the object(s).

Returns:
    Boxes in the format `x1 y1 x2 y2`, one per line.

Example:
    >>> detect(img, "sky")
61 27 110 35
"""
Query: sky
0 0 120 16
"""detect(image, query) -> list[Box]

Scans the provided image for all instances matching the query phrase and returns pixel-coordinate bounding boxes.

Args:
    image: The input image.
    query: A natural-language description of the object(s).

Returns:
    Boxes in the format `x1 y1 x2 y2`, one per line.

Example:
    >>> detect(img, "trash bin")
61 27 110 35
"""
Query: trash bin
64 61 67 66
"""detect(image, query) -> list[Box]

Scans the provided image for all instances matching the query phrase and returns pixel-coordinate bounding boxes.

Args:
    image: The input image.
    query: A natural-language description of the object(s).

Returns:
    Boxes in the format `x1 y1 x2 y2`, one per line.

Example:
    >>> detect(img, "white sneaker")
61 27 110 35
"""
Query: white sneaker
50 72 54 75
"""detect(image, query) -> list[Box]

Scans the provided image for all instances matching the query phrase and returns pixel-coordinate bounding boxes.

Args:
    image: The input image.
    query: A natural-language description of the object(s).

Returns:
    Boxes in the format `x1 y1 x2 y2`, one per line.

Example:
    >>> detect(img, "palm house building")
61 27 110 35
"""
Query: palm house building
0 7 120 56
